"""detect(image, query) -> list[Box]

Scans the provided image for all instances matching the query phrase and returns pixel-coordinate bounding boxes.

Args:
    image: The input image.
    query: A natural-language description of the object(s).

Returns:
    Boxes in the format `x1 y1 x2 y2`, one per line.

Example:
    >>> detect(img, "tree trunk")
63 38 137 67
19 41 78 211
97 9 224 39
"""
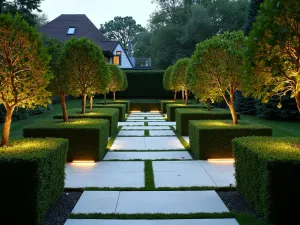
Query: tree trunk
60 91 68 122
185 89 189 105
1 106 14 146
82 94 87 114
207 99 211 111
229 93 238 124
296 91 300 113
182 89 184 102
89 96 93 109
104 93 107 105
113 91 116 101
173 91 177 101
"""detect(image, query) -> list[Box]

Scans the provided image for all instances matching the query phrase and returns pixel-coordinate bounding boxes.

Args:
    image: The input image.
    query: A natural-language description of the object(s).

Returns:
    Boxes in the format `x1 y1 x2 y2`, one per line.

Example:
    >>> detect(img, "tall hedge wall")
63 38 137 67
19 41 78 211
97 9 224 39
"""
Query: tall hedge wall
115 70 173 98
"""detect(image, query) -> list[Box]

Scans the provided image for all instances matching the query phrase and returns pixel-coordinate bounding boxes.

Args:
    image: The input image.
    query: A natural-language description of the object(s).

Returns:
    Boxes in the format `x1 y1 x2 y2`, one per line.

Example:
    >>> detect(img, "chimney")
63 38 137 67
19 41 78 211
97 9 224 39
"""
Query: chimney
127 40 132 57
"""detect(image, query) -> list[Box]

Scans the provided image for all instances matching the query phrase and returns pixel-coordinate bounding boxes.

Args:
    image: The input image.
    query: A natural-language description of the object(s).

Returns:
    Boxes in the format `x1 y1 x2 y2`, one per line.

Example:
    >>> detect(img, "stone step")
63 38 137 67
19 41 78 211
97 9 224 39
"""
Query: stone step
121 126 170 130
71 191 230 214
65 219 239 225
104 151 192 160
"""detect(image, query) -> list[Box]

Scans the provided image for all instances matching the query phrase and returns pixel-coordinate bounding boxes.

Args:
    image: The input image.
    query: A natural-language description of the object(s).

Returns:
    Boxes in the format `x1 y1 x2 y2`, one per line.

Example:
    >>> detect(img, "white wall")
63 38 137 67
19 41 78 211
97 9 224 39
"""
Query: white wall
113 44 133 69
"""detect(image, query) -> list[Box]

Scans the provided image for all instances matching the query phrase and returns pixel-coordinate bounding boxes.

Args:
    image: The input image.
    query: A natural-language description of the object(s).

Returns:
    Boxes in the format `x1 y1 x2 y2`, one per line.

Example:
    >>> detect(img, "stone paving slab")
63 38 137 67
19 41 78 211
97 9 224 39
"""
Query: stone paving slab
126 117 145 120
72 191 229 214
183 136 189 144
127 120 166 122
65 219 240 225
104 151 192 160
198 161 235 187
130 114 162 117
149 130 175 136
65 162 144 188
116 191 229 214
121 126 171 130
148 122 176 126
118 122 144 126
153 161 216 187
147 117 164 120
118 130 145 136
145 137 185 150
110 137 146 150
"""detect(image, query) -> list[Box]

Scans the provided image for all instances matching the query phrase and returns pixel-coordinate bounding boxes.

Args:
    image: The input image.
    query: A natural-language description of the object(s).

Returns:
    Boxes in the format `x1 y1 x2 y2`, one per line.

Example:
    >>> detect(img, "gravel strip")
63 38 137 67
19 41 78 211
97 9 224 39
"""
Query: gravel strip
217 191 257 215
41 191 82 225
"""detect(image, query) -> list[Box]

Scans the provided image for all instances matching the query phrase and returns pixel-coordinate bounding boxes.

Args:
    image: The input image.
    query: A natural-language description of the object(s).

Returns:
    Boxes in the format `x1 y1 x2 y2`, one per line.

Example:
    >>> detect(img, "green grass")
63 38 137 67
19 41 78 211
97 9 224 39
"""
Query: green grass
170 126 190 149
144 130 150 136
84 186 236 191
144 160 155 189
241 114 300 137
144 122 148 126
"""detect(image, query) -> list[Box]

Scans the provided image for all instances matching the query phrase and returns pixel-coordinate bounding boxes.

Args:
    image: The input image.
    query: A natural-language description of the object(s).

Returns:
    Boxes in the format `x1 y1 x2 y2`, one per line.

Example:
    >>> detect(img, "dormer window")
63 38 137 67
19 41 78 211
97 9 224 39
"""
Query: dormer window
67 27 76 35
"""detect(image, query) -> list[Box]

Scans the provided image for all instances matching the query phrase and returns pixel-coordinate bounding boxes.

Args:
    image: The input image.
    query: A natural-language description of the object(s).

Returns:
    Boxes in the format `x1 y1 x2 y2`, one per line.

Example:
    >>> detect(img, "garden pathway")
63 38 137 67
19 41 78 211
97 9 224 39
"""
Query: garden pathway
64 112 238 225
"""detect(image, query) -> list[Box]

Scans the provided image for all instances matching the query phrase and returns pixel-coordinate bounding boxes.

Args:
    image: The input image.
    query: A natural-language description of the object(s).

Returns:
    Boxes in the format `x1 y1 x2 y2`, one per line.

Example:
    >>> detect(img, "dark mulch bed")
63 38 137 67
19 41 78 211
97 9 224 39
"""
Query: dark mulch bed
41 191 82 225
217 190 257 215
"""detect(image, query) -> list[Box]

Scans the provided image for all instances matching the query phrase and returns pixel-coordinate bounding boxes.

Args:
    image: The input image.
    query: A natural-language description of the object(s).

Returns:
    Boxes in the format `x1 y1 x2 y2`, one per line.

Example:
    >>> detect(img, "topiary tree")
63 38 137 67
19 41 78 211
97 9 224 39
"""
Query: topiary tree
244 0 300 113
61 37 109 114
0 14 52 146
120 70 128 93
163 65 177 100
107 64 124 101
189 31 246 124
171 58 191 104
45 37 70 121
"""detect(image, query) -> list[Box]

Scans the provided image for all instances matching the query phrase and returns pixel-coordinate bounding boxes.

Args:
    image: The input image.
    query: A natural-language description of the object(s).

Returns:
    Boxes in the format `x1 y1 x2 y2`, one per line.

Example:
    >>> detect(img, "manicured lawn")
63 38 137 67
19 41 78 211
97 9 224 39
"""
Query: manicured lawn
241 114 300 137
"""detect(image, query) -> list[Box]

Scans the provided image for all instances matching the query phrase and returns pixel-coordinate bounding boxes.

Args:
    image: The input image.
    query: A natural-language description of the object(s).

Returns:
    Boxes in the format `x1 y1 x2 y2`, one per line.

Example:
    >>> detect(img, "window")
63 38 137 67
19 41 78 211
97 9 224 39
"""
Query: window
67 27 76 35
116 51 122 55
113 56 121 65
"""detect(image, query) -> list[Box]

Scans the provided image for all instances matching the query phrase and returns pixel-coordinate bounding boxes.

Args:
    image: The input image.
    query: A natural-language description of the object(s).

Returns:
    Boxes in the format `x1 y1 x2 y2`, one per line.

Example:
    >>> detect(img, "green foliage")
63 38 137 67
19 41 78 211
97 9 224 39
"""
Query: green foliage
0 14 52 109
163 65 174 91
234 91 257 115
97 100 131 113
0 105 29 122
120 71 128 91
189 120 272 159
62 37 109 97
130 102 160 112
175 108 236 136
92 104 126 122
133 31 152 58
233 136 300 224
170 58 190 92
160 100 182 113
100 16 146 48
53 108 119 136
166 103 207 121
107 64 124 93
242 0 264 35
244 0 300 112
23 119 109 162
0 138 68 225
115 70 173 99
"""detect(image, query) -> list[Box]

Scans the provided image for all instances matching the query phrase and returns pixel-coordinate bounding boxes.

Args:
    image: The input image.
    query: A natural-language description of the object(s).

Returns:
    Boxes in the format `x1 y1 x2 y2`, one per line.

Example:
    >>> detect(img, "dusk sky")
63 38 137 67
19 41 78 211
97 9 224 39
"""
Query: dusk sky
40 0 158 28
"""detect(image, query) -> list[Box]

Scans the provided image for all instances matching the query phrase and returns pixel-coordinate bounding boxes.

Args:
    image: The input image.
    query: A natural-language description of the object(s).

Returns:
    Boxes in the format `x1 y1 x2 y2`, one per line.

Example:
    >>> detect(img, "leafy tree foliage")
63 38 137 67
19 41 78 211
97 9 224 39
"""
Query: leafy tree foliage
61 38 109 114
244 0 300 113
171 58 191 104
100 16 146 48
242 0 264 35
163 65 177 100
133 31 152 58
34 12 48 28
188 31 246 124
0 0 43 26
107 64 124 100
120 70 128 92
0 14 51 146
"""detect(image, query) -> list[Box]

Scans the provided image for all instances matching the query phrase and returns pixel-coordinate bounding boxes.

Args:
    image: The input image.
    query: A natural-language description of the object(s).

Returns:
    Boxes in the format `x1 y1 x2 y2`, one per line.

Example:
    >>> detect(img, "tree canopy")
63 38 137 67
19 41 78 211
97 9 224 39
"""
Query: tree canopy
242 0 264 35
244 0 300 112
0 14 51 146
188 31 246 124
61 38 109 114
107 64 124 100
100 16 146 48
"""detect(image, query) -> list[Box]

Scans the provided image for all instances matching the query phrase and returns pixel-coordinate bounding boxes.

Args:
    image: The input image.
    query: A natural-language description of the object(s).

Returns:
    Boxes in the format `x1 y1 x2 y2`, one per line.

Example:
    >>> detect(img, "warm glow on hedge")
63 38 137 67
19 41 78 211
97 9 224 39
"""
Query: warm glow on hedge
208 158 235 163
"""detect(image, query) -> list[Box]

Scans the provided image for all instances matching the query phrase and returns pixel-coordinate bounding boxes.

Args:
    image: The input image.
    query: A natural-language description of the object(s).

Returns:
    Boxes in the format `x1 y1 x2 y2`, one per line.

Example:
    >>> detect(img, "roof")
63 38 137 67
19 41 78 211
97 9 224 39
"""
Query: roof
39 14 111 52
101 41 119 52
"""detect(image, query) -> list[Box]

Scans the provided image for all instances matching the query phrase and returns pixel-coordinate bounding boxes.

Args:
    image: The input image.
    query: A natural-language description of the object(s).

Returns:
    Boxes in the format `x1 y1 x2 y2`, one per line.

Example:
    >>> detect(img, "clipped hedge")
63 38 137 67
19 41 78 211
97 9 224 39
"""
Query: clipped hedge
90 104 126 122
131 102 160 112
233 137 300 224
160 100 184 113
53 108 118 136
96 100 130 113
0 138 68 225
176 108 240 136
166 104 208 121
116 70 173 98
189 120 272 159
23 119 109 162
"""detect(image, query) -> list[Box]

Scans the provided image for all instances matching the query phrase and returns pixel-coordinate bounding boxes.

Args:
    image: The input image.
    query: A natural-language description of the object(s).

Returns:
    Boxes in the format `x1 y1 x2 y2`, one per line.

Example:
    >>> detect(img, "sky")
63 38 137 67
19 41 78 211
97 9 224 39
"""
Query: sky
40 0 158 28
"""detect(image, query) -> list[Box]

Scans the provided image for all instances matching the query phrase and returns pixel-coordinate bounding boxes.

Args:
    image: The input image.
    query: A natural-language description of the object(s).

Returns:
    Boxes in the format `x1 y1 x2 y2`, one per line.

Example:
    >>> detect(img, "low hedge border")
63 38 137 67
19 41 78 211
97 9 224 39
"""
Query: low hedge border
160 100 182 113
175 108 240 136
23 119 109 162
189 120 272 159
0 138 68 225
233 137 300 224
53 108 118 136
166 104 208 121
96 100 130 113
130 102 160 112
89 104 126 122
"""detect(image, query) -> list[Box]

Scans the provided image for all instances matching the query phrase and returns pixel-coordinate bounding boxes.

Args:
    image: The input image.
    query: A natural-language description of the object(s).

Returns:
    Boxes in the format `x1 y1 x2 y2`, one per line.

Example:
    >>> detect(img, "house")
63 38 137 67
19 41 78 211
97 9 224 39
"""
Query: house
39 14 151 69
